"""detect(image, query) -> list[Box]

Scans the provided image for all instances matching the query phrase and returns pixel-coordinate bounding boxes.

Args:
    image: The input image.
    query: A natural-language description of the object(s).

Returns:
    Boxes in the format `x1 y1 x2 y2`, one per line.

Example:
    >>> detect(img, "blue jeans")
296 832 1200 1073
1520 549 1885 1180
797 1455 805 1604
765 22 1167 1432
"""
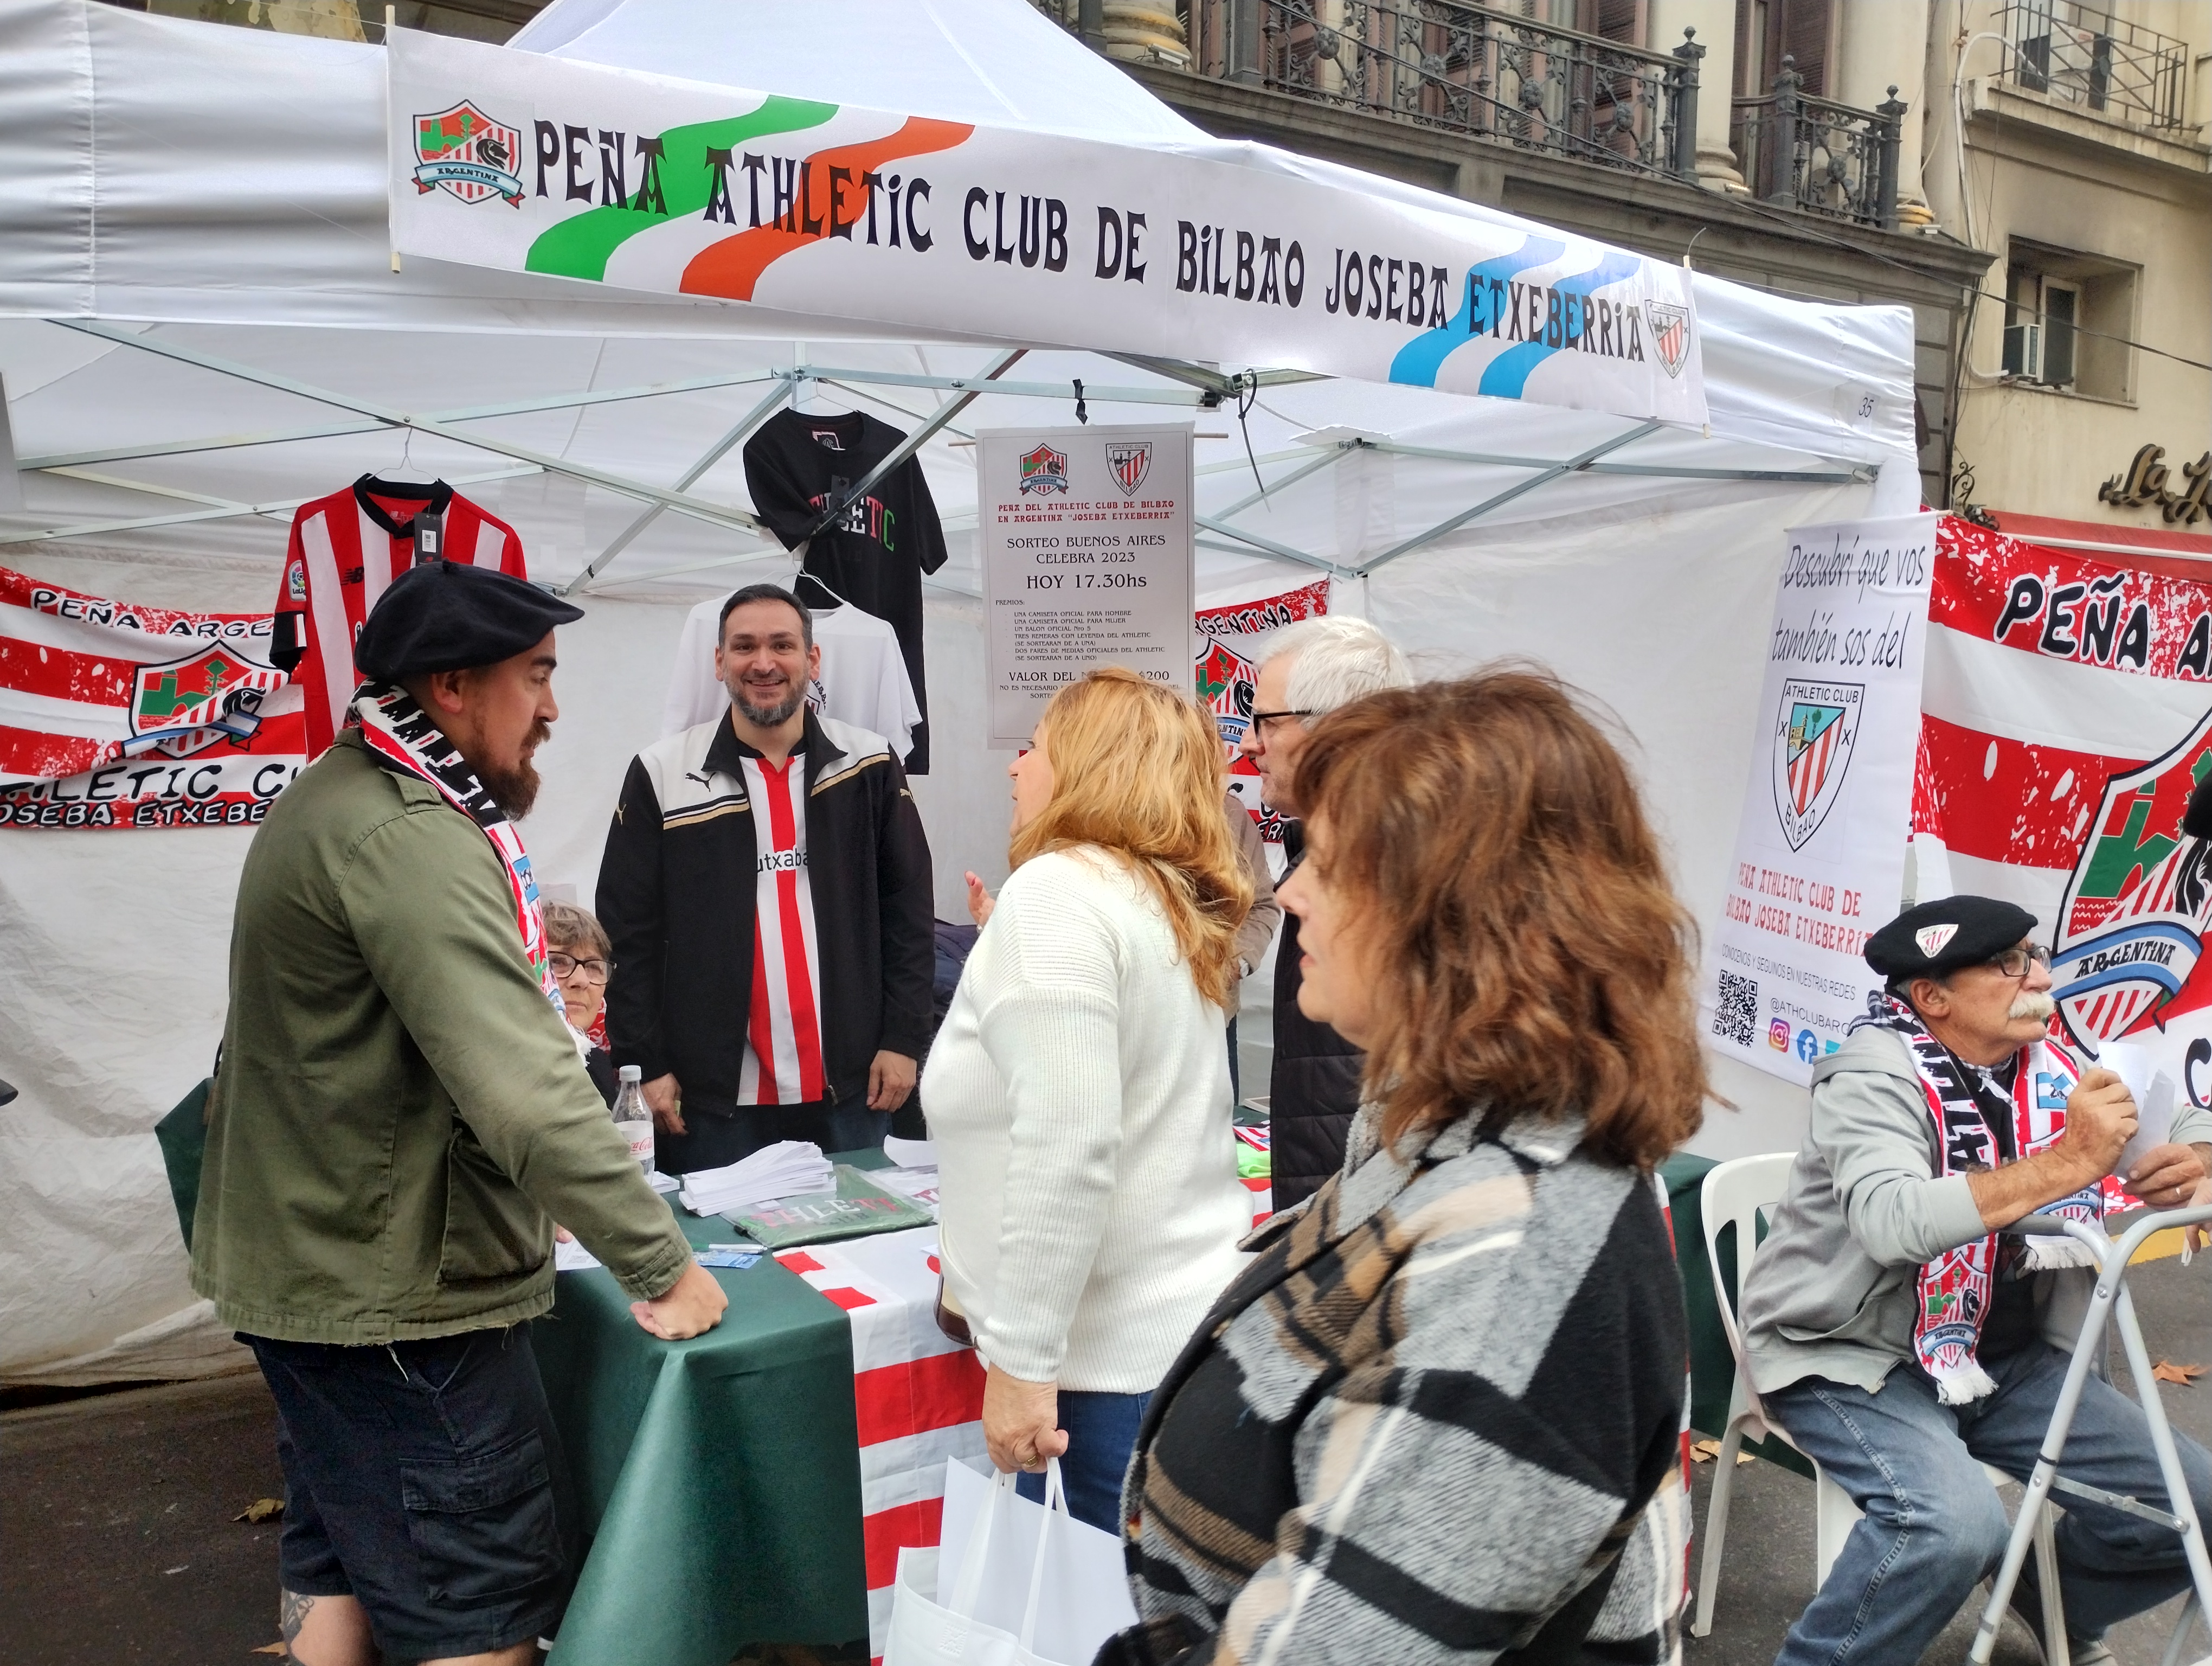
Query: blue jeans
1765 1342 2212 1664
1015 1389 1152 1534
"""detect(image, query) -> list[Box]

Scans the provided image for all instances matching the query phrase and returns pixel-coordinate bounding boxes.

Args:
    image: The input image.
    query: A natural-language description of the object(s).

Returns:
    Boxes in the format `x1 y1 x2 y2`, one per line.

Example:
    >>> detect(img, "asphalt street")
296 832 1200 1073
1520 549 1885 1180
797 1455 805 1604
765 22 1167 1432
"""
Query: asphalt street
10 1254 2212 1664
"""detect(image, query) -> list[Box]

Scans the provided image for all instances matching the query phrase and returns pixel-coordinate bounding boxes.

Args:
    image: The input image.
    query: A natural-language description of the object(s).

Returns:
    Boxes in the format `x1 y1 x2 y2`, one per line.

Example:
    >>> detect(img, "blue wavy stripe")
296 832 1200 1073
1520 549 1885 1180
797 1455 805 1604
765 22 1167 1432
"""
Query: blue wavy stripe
1476 249 1648 400
1387 235 1564 388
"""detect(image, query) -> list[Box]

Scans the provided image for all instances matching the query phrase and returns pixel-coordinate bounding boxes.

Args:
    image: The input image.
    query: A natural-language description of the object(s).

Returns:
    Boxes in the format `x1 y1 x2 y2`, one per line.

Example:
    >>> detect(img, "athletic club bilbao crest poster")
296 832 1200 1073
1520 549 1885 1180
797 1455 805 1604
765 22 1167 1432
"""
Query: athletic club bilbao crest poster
1772 680 1863 851
1701 514 1937 1085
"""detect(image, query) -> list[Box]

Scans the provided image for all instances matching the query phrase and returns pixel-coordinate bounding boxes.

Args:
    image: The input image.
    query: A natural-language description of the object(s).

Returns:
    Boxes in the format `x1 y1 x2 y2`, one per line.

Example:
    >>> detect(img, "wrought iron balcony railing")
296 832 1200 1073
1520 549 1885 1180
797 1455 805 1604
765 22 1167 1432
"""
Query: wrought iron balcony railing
2003 0 2188 131
1240 0 1698 177
1035 0 1705 178
1731 59 1904 229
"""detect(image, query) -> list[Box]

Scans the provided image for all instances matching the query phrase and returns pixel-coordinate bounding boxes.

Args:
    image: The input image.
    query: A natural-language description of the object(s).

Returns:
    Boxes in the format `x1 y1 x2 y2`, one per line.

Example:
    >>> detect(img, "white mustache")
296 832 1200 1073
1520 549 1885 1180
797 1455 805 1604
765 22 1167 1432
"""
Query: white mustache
2010 991 2056 1022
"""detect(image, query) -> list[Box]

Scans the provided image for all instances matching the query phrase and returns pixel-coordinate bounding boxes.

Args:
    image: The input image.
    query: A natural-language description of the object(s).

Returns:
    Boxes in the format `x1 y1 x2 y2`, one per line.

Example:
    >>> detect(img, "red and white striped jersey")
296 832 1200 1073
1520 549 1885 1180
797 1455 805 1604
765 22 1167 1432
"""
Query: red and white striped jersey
276 476 527 758
740 751 827 1105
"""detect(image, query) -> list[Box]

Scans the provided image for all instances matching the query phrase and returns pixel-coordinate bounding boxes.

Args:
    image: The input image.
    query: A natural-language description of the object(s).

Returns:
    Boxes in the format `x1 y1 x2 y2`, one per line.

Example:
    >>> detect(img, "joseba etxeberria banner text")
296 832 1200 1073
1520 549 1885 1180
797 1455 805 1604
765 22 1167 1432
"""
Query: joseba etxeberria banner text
384 30 1705 425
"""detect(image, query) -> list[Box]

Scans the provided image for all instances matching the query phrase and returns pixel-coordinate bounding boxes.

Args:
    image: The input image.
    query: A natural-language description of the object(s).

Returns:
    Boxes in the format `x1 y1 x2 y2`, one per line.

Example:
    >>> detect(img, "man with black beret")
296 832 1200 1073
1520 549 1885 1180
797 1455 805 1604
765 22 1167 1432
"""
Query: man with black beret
194 561 725 1666
1740 895 2212 1665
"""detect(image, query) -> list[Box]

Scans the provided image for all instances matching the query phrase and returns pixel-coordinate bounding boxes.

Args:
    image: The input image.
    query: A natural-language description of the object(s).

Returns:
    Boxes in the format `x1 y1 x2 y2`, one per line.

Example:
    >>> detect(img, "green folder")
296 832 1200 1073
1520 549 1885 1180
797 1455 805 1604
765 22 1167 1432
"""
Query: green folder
721 1163 935 1249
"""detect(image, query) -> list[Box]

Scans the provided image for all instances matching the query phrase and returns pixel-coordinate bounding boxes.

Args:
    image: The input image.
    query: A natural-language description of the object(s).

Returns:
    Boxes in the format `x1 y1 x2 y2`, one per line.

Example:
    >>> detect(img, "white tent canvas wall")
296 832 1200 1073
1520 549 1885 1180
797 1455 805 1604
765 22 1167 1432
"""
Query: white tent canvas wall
0 0 1916 1382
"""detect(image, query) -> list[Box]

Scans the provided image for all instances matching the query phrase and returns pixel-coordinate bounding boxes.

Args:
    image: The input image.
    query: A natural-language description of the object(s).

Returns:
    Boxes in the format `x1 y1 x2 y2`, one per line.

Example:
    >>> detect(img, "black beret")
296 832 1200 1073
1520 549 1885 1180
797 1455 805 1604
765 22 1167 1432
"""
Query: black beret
2186 770 2212 840
354 560 583 683
1864 895 2037 981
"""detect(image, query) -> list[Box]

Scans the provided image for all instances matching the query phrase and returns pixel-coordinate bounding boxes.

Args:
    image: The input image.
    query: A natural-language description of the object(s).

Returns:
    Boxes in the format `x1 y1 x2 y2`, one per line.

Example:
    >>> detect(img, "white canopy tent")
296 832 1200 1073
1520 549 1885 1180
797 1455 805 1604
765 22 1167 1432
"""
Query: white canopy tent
0 0 1915 1382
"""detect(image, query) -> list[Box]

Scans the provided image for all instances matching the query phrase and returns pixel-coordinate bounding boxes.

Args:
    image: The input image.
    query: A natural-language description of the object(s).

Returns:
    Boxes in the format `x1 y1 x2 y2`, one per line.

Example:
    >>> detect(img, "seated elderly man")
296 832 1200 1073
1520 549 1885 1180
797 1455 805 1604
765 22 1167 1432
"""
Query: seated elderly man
1741 895 2212 1666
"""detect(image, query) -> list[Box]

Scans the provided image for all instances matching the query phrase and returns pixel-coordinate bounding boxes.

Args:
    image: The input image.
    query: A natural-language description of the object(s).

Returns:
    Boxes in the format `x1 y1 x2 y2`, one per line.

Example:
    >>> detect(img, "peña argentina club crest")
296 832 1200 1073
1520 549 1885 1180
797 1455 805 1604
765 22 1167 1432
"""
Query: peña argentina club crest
2052 705 2212 1053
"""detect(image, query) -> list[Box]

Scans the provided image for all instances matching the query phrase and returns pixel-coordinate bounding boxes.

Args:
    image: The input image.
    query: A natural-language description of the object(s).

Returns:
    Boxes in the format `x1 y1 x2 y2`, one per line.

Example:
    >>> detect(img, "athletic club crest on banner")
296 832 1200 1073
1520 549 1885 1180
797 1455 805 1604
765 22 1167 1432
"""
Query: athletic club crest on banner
1772 680 1863 851
1105 441 1153 498
2051 707 2212 1054
411 102 525 206
1018 443 1069 496
1644 301 1692 379
129 645 287 760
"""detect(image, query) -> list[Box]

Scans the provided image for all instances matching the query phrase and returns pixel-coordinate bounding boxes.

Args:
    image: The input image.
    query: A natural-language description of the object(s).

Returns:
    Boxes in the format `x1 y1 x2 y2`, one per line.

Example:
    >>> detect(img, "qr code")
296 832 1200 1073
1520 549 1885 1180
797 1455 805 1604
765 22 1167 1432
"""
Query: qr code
1714 970 1759 1047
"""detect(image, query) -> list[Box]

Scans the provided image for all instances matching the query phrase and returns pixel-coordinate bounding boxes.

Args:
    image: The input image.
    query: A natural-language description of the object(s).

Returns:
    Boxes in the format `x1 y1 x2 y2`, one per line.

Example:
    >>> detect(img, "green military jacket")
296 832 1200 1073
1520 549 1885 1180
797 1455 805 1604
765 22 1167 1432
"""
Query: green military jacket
191 731 693 1343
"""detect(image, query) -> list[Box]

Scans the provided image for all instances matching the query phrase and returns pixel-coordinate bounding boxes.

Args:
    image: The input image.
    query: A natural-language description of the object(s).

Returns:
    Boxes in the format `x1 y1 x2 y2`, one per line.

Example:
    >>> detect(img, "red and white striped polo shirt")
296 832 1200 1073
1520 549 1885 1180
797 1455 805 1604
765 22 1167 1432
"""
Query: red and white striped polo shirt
276 476 528 758
740 750 827 1104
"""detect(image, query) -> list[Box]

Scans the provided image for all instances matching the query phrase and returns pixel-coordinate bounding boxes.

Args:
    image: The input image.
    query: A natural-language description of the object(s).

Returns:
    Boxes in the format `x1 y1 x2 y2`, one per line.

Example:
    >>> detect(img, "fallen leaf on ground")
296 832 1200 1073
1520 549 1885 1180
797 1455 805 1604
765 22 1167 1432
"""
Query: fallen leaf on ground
233 1497 284 1523
2153 1361 2208 1386
251 1644 287 1656
1687 1439 1756 1465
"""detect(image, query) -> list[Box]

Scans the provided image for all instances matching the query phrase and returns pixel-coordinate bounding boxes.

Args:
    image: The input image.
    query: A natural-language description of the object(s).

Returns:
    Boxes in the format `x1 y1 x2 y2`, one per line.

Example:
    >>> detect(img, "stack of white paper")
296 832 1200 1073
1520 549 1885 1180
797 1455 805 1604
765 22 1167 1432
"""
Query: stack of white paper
677 1140 833 1215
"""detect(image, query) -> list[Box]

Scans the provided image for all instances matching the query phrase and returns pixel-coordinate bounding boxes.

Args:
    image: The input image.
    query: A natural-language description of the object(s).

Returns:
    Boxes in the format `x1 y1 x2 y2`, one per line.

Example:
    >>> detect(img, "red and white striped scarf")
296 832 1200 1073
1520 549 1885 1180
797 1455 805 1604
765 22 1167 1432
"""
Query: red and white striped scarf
349 682 563 1018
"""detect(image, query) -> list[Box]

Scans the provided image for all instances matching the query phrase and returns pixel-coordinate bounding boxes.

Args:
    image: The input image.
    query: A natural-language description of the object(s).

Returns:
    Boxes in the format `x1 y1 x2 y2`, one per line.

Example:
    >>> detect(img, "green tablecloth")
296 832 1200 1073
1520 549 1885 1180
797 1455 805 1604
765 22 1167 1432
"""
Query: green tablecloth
536 1151 899 1665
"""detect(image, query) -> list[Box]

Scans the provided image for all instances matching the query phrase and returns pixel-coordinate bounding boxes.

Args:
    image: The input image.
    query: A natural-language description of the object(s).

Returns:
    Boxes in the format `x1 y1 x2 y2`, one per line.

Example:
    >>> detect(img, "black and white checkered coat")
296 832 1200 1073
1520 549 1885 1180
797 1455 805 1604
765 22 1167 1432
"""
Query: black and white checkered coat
1101 1106 1688 1665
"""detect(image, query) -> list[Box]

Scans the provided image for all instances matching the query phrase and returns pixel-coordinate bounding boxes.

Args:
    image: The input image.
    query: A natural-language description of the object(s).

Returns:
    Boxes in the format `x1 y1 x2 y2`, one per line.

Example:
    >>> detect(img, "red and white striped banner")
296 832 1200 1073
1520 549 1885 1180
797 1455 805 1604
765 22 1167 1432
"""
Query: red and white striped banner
1915 516 2212 1099
0 566 304 830
771 1228 986 1664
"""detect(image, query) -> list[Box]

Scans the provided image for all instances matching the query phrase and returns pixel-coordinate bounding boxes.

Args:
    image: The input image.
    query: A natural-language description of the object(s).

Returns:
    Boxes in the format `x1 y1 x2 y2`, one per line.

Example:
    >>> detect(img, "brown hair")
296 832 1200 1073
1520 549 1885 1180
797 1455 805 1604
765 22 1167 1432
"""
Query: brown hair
542 900 610 960
1009 668 1252 1008
1295 668 1706 1170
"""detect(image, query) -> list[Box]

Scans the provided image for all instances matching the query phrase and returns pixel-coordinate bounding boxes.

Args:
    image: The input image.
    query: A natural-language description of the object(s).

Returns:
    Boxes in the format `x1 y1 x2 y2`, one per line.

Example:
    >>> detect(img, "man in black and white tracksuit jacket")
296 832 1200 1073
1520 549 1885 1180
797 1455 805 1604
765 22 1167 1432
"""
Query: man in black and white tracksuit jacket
597 582 936 1173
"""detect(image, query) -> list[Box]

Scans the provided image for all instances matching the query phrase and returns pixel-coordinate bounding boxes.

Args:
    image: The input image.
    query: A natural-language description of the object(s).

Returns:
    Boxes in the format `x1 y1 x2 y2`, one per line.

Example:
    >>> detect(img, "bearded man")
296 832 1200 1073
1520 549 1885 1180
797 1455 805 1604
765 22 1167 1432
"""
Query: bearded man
1741 895 2212 1666
597 582 934 1172
194 561 725 1666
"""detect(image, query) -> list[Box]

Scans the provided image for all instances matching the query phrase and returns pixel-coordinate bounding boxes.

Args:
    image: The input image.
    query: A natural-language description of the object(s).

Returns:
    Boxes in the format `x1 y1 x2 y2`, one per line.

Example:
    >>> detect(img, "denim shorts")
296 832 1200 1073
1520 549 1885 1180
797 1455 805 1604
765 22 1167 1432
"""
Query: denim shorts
245 1325 576 1661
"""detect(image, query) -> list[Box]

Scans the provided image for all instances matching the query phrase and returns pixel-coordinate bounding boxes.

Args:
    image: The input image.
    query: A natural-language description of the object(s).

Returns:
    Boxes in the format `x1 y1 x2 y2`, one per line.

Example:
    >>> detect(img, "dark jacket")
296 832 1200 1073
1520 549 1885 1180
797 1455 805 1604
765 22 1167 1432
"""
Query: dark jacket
1268 822 1366 1210
1103 1108 1687 1665
596 708 936 1112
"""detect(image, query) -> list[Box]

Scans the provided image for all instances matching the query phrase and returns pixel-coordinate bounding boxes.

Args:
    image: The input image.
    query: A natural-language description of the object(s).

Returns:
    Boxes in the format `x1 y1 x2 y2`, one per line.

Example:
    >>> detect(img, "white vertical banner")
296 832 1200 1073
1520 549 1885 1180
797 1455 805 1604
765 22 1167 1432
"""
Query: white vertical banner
977 424 1194 747
1701 512 1937 1085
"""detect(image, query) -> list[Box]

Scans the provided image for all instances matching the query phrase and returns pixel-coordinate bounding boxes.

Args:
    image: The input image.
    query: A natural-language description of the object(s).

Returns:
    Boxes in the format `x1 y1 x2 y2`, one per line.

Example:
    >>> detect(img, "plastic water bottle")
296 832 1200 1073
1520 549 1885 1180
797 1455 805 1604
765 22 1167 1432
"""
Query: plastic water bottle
613 1065 654 1175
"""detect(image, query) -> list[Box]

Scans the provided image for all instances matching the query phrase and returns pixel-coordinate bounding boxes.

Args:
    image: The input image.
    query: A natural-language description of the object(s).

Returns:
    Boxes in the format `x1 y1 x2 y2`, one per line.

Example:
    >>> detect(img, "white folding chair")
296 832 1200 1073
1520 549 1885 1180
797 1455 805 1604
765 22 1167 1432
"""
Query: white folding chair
1692 1153 2066 1653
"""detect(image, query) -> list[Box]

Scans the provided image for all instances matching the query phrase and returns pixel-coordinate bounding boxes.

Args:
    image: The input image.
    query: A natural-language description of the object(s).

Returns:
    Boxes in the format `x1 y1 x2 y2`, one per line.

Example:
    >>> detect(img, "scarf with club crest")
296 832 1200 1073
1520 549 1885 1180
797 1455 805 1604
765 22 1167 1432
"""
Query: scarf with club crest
1853 990 2107 1405
349 683 564 1020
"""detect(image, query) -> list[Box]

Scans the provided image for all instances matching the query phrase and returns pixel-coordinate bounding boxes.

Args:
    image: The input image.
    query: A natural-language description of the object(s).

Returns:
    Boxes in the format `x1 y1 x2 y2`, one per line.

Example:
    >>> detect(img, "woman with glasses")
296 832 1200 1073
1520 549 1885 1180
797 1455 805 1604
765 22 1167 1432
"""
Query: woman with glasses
544 901 618 1106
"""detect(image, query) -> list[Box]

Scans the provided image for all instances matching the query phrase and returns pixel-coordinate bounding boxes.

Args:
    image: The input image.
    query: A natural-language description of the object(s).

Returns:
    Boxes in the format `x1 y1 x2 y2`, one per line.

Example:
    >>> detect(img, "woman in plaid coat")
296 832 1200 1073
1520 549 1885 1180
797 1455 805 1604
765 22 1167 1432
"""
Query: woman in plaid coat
1096 670 1704 1665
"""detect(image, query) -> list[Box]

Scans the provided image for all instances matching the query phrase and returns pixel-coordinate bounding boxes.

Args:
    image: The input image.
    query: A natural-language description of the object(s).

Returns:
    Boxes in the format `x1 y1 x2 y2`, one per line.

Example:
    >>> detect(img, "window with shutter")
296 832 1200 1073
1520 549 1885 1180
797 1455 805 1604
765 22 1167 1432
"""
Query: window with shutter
1594 0 1645 42
1778 0 1833 96
1735 0 1832 96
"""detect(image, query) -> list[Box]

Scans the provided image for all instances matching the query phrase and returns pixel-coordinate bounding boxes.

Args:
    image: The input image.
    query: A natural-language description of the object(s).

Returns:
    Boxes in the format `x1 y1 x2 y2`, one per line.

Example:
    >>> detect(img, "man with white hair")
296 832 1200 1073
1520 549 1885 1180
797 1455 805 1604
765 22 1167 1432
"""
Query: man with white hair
1742 895 2212 1666
1237 614 1412 1209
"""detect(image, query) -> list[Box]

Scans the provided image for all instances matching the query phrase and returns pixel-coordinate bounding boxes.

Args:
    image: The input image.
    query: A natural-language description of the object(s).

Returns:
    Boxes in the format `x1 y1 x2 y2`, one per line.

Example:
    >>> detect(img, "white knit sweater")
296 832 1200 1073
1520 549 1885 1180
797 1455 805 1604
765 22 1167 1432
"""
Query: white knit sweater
922 847 1251 1392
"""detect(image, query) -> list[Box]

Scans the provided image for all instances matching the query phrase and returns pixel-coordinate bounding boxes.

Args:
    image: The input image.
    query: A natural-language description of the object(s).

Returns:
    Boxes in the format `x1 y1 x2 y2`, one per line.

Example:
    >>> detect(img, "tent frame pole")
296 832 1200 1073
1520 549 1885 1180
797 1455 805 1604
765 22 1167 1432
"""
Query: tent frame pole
799 349 1025 543
17 326 1876 581
561 378 796 594
49 321 770 539
1360 420 1667 573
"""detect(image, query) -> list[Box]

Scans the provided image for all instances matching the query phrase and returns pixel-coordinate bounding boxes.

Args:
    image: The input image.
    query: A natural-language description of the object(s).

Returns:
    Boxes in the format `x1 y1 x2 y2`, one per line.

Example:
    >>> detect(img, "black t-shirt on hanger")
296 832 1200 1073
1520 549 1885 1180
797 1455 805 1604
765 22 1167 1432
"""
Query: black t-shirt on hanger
743 408 948 773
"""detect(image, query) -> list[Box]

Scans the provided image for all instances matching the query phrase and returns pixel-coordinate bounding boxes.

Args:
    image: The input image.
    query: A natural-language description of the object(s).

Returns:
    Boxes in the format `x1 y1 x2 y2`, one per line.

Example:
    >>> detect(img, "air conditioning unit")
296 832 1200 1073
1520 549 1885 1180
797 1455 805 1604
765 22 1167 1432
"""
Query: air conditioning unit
2002 322 2042 381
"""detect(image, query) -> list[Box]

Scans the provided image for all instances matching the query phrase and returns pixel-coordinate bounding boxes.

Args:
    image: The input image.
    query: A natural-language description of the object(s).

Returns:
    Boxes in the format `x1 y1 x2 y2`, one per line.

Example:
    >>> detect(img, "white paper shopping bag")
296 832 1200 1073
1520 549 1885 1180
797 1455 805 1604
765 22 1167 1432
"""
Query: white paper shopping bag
922 1457 1138 1666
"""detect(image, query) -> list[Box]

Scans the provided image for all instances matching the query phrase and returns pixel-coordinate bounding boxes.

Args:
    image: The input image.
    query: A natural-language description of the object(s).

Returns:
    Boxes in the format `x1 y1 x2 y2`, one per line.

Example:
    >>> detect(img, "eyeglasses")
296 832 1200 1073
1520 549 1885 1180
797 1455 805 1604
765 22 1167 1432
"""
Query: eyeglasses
1984 944 2052 978
1248 709 1313 739
550 952 613 984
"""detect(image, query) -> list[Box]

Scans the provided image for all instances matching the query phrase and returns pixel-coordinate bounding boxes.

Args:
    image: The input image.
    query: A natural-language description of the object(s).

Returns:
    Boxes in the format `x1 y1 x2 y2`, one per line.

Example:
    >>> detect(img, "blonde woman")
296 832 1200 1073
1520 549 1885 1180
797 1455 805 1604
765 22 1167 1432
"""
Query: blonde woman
923 668 1255 1530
